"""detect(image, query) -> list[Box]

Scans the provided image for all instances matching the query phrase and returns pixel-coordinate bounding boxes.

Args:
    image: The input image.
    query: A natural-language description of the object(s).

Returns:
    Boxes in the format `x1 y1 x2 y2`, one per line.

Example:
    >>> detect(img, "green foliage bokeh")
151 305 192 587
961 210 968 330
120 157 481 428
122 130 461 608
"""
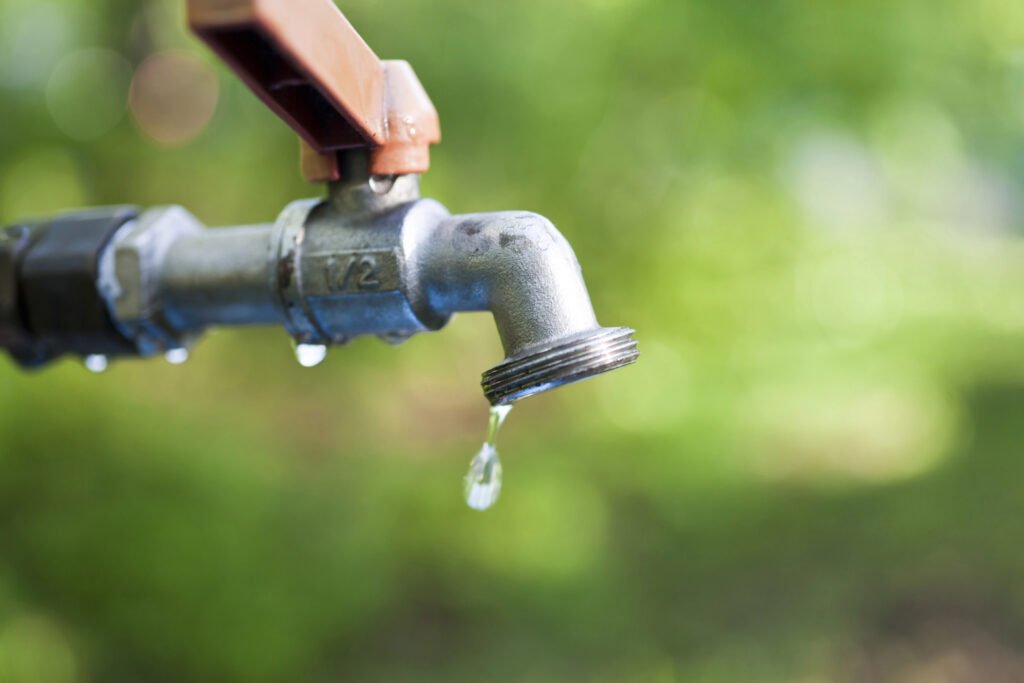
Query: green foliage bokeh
2 0 1024 681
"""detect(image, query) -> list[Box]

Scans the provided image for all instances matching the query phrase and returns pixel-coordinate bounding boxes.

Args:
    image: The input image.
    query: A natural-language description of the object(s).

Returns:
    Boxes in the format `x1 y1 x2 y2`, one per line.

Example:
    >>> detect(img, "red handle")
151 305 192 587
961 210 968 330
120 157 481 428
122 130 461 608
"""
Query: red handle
187 0 440 180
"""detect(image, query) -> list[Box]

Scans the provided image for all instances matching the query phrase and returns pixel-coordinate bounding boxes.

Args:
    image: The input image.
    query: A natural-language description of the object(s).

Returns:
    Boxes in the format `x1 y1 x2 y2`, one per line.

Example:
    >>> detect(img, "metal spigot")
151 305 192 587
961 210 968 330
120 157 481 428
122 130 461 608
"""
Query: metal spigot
413 209 638 404
0 0 637 404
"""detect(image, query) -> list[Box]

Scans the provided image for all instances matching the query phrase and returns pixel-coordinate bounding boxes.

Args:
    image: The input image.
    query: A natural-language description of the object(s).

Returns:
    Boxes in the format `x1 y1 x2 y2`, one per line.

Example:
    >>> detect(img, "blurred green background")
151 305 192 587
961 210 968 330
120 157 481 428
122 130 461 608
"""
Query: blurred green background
3 0 1024 681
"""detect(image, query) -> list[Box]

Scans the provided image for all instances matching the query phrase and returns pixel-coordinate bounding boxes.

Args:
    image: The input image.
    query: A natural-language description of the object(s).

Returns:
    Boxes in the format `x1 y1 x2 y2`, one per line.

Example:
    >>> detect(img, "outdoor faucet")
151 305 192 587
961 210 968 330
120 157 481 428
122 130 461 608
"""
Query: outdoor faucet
0 0 638 405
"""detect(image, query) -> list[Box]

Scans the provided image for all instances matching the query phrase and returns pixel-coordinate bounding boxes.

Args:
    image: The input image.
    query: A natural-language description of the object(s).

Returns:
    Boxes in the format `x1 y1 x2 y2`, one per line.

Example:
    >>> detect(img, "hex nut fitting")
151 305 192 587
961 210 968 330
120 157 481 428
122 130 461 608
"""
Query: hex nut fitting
107 206 205 355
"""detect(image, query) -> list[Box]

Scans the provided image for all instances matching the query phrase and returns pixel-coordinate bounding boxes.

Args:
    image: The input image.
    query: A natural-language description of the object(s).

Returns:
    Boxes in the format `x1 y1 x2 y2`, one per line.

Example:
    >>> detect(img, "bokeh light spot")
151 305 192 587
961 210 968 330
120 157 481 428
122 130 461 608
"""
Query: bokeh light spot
46 48 132 141
0 1 72 90
129 51 219 147
785 131 889 231
741 379 957 486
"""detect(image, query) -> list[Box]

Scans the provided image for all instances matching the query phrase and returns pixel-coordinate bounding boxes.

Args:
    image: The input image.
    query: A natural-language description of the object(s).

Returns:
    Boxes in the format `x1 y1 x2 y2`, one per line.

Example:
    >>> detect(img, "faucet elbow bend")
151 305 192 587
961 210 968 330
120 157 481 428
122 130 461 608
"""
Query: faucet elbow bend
416 211 598 355
412 211 638 404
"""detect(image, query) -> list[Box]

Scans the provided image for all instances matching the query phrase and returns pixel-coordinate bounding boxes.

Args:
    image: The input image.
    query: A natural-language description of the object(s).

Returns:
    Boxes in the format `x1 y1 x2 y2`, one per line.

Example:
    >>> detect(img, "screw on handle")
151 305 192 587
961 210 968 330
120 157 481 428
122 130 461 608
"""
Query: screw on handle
187 0 440 181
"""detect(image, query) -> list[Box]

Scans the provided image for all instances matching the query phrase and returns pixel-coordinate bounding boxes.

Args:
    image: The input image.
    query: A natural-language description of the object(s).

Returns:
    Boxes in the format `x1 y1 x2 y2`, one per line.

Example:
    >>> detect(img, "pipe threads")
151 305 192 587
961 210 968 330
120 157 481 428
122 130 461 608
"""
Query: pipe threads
482 326 638 405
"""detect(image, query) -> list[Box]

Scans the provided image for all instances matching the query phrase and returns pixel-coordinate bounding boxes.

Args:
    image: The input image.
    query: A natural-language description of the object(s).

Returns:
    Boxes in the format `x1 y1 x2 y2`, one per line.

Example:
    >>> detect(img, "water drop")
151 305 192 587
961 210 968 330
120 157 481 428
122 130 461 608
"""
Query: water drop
294 343 327 368
464 403 513 511
164 347 189 365
84 354 108 373
368 174 397 194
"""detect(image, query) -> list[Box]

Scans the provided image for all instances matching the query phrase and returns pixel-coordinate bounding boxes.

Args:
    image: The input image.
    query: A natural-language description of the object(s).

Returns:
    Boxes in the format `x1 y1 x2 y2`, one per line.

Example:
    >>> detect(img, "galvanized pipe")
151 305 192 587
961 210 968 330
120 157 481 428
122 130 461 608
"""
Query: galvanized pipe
160 225 278 330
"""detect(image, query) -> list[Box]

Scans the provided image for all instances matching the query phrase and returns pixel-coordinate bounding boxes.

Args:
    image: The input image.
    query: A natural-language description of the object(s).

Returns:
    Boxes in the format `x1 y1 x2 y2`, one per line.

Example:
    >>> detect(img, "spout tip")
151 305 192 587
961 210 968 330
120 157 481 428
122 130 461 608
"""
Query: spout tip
482 327 639 405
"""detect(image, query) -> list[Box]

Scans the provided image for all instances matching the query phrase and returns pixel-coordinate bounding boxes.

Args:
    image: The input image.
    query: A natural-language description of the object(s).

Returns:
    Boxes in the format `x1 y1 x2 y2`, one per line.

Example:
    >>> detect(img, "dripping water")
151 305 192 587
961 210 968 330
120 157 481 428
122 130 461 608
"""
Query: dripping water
464 403 512 511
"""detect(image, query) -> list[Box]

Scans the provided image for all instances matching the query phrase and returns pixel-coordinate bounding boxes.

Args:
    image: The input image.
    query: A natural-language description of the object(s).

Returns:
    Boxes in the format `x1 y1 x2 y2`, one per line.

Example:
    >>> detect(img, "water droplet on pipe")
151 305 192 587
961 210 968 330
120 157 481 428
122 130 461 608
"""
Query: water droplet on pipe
164 348 189 365
368 175 397 194
294 343 327 368
84 354 108 373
